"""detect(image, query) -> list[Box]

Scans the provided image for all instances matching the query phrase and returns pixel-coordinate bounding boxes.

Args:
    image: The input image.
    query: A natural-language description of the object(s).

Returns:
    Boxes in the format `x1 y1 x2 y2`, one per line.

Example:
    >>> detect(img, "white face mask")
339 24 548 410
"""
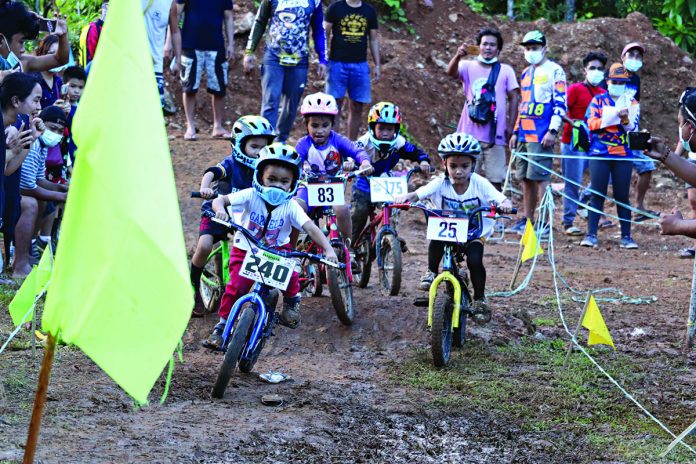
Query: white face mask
607 84 625 97
680 122 694 153
586 69 604 86
2 36 20 69
624 58 642 73
524 49 544 65
477 55 498 65
40 129 63 147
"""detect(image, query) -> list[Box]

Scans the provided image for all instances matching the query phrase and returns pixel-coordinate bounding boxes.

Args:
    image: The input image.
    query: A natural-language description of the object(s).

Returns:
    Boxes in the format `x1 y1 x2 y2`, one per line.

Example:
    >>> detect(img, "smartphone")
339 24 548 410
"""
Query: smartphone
467 44 481 55
628 131 651 151
60 84 69 98
38 18 57 33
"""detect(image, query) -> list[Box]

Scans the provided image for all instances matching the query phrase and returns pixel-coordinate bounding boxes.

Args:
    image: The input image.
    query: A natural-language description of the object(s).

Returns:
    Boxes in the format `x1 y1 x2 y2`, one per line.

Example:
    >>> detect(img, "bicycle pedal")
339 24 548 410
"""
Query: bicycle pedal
413 296 429 307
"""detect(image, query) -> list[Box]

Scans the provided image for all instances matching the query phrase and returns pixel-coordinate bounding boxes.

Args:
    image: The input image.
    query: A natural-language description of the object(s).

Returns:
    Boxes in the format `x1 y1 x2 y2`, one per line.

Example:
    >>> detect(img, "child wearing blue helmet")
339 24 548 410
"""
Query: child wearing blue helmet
205 143 339 349
190 115 275 316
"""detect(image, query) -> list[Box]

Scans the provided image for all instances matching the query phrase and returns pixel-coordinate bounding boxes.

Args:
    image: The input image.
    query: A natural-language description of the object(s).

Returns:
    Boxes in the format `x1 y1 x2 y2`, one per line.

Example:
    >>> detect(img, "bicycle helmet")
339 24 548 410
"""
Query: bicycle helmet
367 102 401 152
300 92 339 117
438 133 482 174
253 143 303 206
231 115 276 169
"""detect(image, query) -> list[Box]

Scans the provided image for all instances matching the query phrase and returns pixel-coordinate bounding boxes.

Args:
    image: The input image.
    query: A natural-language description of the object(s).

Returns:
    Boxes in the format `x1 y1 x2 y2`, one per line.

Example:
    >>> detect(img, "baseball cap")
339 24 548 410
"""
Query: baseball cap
622 42 645 57
521 30 546 46
607 63 630 82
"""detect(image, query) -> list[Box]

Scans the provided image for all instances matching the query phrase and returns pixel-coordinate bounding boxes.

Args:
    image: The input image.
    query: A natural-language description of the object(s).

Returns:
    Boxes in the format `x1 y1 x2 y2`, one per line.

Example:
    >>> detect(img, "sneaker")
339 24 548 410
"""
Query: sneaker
580 235 598 247
203 323 225 350
471 299 491 324
538 224 550 239
419 270 435 290
563 224 583 236
620 236 639 249
633 209 658 223
279 299 301 329
510 219 528 236
577 208 588 220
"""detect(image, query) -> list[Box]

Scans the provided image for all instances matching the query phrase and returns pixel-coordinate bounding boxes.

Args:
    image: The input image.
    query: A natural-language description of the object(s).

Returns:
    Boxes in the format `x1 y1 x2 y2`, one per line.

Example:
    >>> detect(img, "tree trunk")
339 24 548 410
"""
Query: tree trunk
565 0 575 22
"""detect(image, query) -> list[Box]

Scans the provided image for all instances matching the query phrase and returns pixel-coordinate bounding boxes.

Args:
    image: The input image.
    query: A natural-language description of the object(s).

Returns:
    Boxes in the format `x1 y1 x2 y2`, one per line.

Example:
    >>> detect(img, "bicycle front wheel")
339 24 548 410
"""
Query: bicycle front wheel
327 244 354 326
200 249 223 313
212 305 255 398
378 233 402 297
431 292 454 367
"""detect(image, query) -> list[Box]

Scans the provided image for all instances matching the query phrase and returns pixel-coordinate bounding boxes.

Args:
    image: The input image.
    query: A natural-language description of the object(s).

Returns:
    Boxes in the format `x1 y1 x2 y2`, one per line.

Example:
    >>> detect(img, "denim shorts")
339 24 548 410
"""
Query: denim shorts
326 60 371 104
632 150 656 174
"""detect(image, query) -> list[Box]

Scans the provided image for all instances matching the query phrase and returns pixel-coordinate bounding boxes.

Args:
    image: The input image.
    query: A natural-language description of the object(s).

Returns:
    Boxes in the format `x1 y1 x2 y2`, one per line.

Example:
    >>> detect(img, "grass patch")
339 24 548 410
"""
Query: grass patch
390 339 696 461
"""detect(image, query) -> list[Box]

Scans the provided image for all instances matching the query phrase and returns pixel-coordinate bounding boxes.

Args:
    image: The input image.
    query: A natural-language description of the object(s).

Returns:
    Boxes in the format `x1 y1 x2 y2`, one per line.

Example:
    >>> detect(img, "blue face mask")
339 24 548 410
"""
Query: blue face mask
259 186 291 206
680 122 694 153
2 36 20 69
607 84 625 97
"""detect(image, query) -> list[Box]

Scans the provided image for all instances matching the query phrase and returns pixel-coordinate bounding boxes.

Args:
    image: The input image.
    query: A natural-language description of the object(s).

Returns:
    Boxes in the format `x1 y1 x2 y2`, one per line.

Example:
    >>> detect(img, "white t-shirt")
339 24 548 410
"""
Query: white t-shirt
415 173 507 238
227 188 310 250
142 0 172 73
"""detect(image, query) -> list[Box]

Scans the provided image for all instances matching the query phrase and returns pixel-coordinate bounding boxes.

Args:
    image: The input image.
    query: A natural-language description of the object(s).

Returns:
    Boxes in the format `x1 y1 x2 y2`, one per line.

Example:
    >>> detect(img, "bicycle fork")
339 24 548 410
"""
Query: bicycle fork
327 214 353 283
221 283 268 354
428 272 463 331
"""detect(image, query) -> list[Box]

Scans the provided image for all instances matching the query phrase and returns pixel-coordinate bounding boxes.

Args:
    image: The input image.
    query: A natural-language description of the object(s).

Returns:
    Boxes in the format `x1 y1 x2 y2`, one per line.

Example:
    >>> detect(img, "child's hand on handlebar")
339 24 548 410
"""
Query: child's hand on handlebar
325 248 339 265
359 160 374 175
200 187 215 199
395 192 418 204
214 210 230 221
497 199 515 214
419 161 431 175
342 159 356 171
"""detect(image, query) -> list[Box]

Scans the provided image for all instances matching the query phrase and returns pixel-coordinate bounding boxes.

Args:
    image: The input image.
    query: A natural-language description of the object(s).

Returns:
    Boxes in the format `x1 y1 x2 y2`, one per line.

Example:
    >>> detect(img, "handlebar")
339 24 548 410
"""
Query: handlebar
302 166 373 184
389 202 517 219
201 211 344 269
191 191 202 198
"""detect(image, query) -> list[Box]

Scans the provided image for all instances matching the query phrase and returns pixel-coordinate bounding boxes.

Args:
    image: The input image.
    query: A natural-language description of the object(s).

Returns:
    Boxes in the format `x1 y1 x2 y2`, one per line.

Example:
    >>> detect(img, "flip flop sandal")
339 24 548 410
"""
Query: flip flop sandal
211 132 231 139
183 134 197 141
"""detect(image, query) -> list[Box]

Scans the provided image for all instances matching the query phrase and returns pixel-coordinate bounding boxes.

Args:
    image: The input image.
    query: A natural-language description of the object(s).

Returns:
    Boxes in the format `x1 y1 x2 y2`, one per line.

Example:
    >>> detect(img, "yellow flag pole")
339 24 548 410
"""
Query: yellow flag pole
563 291 592 368
508 241 524 291
23 332 57 464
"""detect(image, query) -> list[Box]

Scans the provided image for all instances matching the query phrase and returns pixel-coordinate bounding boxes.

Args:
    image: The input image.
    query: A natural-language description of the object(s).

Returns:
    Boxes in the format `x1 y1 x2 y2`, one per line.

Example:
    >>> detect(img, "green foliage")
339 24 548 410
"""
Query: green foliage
21 0 102 50
655 0 696 54
373 0 409 25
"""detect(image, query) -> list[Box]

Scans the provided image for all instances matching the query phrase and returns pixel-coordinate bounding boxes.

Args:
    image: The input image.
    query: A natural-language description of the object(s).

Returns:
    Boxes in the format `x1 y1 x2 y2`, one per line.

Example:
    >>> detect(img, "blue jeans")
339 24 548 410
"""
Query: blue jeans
260 55 309 142
561 143 588 226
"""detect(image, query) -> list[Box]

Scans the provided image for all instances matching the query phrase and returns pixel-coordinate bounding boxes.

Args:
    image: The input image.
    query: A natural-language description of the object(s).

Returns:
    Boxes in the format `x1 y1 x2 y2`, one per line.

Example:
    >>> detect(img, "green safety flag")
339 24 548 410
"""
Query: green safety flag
42 0 192 404
8 244 53 326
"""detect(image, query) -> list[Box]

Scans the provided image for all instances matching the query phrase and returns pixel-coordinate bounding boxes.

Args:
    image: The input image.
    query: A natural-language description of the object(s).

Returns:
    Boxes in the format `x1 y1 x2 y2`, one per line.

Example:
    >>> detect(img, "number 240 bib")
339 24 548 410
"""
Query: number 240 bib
240 248 296 291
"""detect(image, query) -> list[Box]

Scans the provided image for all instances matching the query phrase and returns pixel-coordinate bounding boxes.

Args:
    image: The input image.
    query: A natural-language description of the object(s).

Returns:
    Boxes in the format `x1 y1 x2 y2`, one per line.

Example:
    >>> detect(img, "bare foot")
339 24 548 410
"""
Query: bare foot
211 128 231 139
12 267 32 279
184 126 197 141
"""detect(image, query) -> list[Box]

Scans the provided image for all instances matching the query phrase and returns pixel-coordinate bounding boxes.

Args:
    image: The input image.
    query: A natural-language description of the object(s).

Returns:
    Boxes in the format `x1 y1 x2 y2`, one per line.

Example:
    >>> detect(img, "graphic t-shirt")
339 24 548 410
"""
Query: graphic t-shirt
456 60 519 146
415 174 506 239
296 131 369 176
143 0 173 73
325 0 378 63
227 188 310 250
514 60 567 144
585 93 640 157
177 0 232 51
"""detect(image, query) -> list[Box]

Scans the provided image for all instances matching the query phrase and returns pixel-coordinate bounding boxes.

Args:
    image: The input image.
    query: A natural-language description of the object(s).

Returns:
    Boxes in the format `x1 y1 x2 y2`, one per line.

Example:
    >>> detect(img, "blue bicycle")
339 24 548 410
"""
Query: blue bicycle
204 212 344 399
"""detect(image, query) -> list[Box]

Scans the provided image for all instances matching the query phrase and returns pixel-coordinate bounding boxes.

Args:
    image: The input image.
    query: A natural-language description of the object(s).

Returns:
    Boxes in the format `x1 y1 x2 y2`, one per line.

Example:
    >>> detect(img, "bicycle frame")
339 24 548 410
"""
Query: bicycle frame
220 281 271 356
427 246 463 331
201 240 231 289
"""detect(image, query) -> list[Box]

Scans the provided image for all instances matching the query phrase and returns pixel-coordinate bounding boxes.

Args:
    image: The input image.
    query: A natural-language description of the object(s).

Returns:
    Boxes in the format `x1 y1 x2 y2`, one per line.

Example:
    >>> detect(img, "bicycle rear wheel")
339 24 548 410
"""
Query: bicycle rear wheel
301 261 323 297
212 305 255 398
327 244 354 325
378 233 402 296
431 292 453 367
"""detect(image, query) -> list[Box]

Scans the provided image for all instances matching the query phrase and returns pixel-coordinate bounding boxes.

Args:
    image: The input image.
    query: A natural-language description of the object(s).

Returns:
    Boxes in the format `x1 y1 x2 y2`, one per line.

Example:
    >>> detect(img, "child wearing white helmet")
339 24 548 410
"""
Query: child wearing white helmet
190 115 275 316
396 132 514 323
204 143 339 349
295 92 373 239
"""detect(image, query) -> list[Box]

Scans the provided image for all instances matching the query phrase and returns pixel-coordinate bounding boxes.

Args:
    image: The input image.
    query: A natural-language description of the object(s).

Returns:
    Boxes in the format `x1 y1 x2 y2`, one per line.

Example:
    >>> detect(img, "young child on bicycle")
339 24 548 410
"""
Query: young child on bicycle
396 133 513 323
352 102 432 246
205 143 339 349
294 92 373 239
190 115 276 316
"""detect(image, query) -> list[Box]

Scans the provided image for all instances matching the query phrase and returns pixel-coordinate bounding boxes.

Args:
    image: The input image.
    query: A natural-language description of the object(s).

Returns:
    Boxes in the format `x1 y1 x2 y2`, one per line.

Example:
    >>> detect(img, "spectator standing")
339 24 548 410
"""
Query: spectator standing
324 0 380 141
509 30 567 236
143 0 181 109
243 0 327 142
79 0 108 67
447 27 519 191
559 51 606 236
176 0 234 140
580 63 639 250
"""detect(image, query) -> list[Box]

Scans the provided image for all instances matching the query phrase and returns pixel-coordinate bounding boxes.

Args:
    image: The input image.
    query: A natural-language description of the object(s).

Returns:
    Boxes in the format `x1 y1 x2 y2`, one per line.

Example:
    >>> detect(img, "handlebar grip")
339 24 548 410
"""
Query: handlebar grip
191 191 202 198
510 208 518 215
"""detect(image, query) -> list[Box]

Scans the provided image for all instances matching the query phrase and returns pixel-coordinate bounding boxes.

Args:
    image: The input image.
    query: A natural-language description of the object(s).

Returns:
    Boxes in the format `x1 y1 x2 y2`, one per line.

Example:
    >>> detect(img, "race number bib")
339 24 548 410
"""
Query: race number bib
426 217 468 243
306 182 345 207
239 247 295 291
370 177 407 203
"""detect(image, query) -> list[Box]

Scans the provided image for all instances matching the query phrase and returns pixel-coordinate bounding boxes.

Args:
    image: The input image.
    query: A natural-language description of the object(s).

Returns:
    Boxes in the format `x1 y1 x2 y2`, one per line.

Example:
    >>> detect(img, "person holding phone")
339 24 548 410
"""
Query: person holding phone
0 1 69 75
580 63 639 250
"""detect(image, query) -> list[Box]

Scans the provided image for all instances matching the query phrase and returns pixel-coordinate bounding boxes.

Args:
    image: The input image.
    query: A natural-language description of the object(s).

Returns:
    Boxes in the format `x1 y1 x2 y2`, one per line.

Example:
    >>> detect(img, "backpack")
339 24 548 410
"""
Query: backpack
78 21 102 67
